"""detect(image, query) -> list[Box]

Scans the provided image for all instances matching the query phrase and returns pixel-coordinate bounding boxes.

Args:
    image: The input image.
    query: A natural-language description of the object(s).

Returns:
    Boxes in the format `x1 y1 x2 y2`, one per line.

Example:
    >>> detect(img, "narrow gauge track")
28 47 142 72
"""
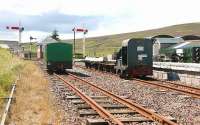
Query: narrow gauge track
53 72 177 125
75 64 200 99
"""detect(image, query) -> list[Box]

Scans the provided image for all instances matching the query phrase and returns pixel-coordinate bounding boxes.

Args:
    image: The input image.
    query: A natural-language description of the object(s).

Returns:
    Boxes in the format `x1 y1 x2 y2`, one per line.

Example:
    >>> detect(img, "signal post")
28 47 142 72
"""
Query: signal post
72 28 88 58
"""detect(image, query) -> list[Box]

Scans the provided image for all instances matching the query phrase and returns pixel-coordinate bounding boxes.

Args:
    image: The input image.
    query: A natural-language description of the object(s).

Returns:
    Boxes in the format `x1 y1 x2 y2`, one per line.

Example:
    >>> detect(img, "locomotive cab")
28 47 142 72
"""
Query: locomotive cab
115 38 153 78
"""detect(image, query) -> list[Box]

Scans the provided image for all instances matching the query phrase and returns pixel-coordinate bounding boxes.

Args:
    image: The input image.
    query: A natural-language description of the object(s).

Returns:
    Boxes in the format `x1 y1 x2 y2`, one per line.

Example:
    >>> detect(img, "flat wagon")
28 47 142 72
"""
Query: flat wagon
84 38 153 78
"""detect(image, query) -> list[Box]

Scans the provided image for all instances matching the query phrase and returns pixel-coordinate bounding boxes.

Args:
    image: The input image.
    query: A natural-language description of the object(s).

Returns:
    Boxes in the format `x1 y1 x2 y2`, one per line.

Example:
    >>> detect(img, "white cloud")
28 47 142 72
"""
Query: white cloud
0 0 59 15
21 31 49 43
0 0 129 16
0 0 200 42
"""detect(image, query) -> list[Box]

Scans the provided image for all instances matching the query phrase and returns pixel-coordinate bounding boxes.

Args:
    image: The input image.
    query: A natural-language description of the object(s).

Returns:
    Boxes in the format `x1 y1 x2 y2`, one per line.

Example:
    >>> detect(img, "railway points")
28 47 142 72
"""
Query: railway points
47 71 178 125
1 2 200 124
75 64 200 99
2 24 200 125
70 64 200 124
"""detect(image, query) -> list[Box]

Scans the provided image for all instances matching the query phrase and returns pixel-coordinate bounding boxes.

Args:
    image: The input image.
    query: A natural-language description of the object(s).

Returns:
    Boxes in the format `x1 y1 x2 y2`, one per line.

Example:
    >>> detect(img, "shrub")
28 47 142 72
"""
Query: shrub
0 48 24 96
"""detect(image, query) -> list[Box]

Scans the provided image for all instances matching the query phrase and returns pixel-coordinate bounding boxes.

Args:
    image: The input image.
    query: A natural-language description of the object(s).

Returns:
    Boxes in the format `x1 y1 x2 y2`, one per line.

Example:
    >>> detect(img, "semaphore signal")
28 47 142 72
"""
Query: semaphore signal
73 28 88 34
6 24 24 44
72 28 88 57
6 26 24 31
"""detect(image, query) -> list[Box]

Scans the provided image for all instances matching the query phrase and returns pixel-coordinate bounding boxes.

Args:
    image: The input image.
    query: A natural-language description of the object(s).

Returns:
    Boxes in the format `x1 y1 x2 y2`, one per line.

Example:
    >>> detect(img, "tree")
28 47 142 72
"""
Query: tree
51 30 60 40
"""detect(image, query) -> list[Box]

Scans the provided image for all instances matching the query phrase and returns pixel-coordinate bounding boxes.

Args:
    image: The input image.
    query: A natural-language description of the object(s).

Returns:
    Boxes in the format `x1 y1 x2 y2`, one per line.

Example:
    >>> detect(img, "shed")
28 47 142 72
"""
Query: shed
169 40 200 63
171 40 200 49
181 35 200 41
152 37 184 56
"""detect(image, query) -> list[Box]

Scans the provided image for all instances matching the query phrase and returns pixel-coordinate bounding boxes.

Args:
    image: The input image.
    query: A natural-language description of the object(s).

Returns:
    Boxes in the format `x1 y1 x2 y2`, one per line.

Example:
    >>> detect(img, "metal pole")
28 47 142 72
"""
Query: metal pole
83 33 86 57
30 38 31 59
18 21 22 56
18 21 22 49
19 31 21 44
73 28 76 57
0 84 16 125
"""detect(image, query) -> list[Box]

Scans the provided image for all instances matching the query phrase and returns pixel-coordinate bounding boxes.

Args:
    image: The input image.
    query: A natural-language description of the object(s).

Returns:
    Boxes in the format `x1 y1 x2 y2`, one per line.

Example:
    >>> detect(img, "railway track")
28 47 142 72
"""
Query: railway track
50 72 177 125
75 64 200 99
132 78 200 99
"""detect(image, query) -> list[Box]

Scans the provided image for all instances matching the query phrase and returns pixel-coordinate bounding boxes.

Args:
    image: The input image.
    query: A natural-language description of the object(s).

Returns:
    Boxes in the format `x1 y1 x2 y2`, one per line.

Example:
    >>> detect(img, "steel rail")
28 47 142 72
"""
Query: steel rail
160 80 200 93
75 65 200 99
54 74 124 125
67 73 178 125
0 84 16 125
133 78 200 99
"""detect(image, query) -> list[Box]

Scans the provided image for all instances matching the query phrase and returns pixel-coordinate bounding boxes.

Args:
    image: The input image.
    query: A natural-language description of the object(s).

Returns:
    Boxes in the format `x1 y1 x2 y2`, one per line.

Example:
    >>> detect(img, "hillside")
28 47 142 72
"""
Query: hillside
69 23 200 56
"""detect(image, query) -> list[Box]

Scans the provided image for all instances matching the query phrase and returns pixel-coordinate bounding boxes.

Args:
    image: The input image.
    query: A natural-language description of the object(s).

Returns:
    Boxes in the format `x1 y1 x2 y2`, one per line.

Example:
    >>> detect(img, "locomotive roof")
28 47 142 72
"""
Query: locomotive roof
122 39 130 47
181 35 200 41
122 38 152 47
151 35 174 38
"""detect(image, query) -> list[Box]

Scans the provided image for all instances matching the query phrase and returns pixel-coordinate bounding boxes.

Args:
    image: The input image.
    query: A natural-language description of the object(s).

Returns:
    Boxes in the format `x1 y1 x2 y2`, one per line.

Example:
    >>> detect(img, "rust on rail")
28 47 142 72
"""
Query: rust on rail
75 65 200 99
68 73 178 125
160 80 200 93
133 78 200 99
54 73 124 125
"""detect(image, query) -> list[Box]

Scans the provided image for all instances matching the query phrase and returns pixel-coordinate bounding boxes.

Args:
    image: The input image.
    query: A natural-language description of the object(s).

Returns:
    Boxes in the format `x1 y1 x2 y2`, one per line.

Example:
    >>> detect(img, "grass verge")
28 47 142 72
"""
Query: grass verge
9 61 61 125
0 48 24 96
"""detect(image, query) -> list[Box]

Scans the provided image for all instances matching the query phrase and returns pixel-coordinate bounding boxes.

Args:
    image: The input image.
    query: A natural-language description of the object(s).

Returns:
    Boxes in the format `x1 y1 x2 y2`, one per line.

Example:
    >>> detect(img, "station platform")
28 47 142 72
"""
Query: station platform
153 62 200 72
153 62 200 87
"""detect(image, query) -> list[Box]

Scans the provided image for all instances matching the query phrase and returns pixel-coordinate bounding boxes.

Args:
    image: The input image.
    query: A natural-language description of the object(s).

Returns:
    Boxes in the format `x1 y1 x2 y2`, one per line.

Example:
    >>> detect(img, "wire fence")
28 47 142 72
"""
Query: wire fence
0 82 17 125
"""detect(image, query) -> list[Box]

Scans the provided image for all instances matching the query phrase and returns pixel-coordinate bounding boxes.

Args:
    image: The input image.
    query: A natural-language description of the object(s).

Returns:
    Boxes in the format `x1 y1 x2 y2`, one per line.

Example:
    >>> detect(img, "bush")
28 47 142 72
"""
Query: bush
0 48 23 96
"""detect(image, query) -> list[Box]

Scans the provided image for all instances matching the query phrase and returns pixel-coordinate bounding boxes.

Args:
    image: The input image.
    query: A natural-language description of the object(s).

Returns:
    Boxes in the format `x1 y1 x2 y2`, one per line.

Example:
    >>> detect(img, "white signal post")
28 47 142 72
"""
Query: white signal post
72 28 88 57
83 33 86 57
19 22 21 44
83 30 88 57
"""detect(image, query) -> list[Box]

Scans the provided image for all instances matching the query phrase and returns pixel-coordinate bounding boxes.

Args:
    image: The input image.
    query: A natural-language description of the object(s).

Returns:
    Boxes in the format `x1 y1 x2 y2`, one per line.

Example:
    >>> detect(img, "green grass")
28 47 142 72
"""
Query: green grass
0 48 24 97
66 22 200 56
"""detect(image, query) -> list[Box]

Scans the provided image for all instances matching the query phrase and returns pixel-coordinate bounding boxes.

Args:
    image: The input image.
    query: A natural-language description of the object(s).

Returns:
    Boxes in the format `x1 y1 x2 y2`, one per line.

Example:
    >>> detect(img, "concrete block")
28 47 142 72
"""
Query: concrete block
86 119 108 125
179 76 186 83
153 71 159 79
185 77 192 86
162 72 168 80
191 78 200 86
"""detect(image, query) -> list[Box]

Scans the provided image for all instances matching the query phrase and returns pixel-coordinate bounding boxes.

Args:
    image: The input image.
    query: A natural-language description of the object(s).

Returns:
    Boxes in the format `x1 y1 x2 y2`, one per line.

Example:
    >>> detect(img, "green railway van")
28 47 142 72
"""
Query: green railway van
44 42 73 71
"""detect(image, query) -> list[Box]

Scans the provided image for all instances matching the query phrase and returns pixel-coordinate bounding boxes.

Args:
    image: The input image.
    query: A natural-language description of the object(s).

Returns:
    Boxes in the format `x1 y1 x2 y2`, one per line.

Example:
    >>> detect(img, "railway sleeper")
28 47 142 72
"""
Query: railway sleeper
52 73 178 125
77 104 128 109
72 99 111 105
79 109 140 117
66 95 108 100
86 117 153 125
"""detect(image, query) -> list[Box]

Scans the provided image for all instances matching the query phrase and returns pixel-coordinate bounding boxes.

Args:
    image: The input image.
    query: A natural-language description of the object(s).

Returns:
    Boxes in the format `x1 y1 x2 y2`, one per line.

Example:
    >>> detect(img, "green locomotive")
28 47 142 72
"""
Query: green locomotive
44 42 73 71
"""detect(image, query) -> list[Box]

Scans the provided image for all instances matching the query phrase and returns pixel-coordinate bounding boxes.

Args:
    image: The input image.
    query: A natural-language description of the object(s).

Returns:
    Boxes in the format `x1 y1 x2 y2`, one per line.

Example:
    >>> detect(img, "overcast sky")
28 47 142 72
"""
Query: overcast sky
0 0 200 42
